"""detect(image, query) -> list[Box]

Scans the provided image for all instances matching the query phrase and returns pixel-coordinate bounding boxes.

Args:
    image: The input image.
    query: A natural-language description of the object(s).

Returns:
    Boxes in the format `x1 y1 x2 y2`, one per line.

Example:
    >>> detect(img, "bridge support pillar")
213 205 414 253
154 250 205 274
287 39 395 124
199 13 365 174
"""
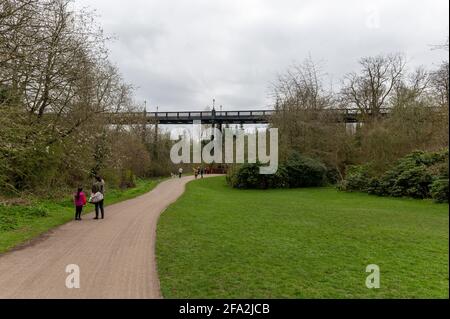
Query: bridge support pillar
153 120 159 159
210 121 223 140
154 121 159 143
142 108 147 143
216 121 223 133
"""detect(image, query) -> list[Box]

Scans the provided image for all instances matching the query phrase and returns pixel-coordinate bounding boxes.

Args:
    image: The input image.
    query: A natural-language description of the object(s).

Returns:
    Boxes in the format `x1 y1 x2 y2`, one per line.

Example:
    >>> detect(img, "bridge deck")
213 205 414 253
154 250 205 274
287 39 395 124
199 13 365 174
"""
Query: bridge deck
110 109 389 125
148 110 272 124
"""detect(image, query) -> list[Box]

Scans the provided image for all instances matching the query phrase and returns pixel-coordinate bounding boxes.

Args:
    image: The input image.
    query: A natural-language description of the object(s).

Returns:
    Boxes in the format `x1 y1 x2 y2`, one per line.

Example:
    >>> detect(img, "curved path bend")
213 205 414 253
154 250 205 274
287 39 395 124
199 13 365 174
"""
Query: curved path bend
0 175 216 299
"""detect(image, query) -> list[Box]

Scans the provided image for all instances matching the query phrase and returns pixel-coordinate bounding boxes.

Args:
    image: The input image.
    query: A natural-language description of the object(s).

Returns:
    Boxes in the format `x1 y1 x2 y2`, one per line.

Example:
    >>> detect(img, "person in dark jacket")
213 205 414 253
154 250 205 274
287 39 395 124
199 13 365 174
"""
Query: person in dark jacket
92 176 105 220
200 166 204 178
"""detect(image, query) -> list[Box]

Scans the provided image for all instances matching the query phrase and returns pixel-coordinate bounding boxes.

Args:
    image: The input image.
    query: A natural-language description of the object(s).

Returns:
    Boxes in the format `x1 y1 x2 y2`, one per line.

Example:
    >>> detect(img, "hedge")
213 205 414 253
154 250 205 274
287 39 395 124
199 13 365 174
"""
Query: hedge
227 153 327 189
339 149 449 203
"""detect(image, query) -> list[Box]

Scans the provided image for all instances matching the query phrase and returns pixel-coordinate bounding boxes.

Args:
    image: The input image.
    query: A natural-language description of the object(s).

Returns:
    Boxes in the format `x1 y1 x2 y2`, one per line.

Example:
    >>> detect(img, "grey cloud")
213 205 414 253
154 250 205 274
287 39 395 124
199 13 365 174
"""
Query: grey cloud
74 0 449 111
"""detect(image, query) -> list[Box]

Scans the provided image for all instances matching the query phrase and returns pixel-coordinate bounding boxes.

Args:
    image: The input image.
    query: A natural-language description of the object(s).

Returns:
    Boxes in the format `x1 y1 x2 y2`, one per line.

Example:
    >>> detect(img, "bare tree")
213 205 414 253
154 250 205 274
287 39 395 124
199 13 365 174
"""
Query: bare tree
0 0 145 191
392 67 430 108
341 54 406 118
272 56 332 111
430 61 449 108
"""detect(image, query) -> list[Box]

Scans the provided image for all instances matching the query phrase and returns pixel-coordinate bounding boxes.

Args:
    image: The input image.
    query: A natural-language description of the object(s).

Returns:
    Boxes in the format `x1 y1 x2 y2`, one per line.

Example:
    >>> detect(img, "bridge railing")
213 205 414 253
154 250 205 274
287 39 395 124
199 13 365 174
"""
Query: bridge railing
142 110 274 119
113 108 391 122
142 109 388 117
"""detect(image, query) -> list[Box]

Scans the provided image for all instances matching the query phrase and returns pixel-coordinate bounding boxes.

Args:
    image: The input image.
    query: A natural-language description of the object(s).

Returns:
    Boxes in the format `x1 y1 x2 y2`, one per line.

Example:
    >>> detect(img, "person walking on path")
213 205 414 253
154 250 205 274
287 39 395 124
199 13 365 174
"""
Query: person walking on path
92 176 105 220
194 167 199 179
200 166 204 178
73 187 87 221
178 167 183 179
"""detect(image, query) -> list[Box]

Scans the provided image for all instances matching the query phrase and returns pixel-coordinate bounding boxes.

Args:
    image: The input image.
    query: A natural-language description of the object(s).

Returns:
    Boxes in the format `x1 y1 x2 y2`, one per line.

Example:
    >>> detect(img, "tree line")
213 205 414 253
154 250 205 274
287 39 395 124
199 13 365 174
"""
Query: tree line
270 48 448 180
1 0 448 198
229 47 448 202
0 0 173 195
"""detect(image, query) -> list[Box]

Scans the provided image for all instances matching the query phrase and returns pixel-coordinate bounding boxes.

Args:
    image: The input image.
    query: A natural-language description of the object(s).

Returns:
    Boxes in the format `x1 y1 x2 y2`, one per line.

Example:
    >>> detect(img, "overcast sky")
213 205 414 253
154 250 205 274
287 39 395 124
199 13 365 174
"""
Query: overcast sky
74 0 448 112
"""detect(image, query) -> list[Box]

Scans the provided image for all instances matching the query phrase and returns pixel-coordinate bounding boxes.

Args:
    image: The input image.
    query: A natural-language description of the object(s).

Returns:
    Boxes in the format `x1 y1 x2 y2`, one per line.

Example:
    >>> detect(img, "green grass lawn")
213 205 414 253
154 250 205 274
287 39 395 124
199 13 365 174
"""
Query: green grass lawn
0 178 163 253
156 177 449 299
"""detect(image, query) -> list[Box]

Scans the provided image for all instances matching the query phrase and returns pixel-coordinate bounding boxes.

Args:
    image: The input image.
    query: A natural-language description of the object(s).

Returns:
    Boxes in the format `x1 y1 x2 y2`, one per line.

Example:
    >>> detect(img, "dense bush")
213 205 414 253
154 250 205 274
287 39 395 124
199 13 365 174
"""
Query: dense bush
431 179 449 203
226 163 289 189
325 168 341 185
340 149 449 202
338 164 374 192
227 154 327 189
285 152 327 188
375 150 447 199
375 164 432 199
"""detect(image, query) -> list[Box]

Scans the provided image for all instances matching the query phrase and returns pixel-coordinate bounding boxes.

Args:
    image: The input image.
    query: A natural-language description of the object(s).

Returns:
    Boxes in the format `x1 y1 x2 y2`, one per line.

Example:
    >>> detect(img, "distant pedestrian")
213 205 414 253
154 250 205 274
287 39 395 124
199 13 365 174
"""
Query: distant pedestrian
194 168 199 179
92 176 105 220
178 167 183 179
200 166 204 178
73 187 87 221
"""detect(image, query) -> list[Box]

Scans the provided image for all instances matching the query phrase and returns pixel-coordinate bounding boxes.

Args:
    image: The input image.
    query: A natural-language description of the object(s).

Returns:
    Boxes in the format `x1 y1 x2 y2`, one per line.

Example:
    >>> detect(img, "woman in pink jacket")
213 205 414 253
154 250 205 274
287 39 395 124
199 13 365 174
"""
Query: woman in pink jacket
74 187 87 221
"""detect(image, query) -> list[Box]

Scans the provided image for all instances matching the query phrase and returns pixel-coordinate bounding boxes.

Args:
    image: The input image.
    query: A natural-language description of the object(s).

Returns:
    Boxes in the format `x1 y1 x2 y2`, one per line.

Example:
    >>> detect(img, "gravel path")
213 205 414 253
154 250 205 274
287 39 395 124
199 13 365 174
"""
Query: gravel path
0 176 210 299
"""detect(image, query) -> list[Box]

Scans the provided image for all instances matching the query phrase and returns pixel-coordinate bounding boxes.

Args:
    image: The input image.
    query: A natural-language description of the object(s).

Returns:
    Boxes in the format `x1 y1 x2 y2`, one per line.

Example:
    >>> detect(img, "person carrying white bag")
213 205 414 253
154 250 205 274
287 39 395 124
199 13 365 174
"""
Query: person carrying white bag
89 191 104 204
90 176 106 220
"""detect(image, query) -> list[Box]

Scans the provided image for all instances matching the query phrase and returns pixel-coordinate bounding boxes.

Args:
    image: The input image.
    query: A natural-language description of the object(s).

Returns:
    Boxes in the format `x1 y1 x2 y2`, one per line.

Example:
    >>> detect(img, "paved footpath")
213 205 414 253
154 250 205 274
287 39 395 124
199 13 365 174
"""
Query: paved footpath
0 175 212 299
